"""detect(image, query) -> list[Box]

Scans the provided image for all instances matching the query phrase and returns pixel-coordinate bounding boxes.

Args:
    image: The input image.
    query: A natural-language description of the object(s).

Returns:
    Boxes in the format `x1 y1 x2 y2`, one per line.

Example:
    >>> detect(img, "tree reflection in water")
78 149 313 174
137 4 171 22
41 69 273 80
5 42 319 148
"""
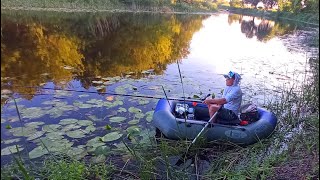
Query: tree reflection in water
228 14 296 42
1 11 209 101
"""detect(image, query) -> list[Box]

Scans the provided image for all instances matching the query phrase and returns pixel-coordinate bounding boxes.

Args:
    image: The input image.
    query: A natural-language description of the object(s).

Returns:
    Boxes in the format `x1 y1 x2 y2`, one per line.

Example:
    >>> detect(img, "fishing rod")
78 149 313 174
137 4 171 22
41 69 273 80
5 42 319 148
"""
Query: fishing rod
8 86 207 103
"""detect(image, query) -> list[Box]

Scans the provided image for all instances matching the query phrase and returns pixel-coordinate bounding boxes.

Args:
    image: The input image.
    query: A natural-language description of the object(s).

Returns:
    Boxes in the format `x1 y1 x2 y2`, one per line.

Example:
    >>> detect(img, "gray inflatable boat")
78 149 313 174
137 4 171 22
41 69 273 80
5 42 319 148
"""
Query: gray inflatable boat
152 99 277 146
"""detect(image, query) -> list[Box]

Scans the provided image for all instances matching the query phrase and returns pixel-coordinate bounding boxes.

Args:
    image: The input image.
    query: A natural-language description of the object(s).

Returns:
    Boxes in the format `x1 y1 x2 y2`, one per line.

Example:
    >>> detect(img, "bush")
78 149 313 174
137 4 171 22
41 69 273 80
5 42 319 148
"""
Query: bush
229 0 243 8
202 1 218 10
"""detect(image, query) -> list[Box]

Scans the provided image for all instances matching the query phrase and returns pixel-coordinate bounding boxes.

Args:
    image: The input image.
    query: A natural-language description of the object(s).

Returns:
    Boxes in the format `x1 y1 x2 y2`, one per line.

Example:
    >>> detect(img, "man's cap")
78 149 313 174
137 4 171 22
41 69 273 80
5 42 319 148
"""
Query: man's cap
223 71 236 79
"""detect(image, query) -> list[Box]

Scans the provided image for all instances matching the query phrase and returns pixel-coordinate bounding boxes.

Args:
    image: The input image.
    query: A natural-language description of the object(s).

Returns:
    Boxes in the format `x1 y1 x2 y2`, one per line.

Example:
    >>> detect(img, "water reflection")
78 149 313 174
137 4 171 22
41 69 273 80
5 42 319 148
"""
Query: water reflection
228 14 294 42
1 12 208 100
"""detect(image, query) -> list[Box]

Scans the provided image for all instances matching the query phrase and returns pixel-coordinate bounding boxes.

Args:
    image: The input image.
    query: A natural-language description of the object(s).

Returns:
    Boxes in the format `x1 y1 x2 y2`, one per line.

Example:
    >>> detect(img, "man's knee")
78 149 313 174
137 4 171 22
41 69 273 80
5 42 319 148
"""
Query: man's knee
209 105 220 112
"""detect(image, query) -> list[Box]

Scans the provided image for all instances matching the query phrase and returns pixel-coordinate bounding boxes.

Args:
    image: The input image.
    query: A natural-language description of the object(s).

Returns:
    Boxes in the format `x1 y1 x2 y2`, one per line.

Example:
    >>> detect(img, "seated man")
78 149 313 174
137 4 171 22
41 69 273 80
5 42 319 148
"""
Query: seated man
203 71 242 125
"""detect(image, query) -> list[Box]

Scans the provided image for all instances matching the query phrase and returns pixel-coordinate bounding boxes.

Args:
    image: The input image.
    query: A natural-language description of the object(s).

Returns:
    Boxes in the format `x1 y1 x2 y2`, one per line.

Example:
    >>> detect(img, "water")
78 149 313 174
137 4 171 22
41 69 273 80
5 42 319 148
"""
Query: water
1 10 318 165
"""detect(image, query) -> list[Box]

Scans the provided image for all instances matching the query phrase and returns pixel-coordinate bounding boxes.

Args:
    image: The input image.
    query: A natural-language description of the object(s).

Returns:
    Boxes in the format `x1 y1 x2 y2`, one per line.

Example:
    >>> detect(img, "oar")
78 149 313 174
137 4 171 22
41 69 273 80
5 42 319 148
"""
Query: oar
175 105 221 166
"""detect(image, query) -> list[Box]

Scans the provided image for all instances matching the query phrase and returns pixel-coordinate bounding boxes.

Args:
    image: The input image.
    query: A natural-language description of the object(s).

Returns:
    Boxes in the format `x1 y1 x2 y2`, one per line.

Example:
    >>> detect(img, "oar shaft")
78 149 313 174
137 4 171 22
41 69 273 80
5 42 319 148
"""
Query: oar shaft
191 110 219 144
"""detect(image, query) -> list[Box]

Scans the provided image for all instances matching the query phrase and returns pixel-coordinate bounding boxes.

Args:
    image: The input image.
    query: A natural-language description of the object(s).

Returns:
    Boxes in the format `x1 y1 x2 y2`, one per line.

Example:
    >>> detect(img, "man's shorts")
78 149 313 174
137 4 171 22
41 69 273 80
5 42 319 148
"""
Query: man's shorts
216 107 240 125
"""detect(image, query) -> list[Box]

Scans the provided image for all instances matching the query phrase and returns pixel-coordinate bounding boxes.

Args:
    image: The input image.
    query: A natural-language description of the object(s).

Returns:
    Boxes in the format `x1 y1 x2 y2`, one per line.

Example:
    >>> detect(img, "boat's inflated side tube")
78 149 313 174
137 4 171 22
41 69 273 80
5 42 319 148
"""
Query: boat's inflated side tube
244 108 277 144
152 99 181 139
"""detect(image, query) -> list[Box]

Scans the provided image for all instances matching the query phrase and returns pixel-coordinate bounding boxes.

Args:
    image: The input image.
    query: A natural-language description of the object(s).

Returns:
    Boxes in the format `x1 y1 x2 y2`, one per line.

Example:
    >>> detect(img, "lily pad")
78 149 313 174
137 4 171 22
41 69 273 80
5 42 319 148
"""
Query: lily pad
77 120 94 126
138 99 150 105
88 115 100 121
113 100 123 106
7 105 25 110
20 107 46 119
102 132 123 142
128 107 142 113
66 129 87 138
9 126 38 137
27 131 46 141
86 137 105 147
126 126 140 136
54 90 72 97
25 121 45 128
126 126 140 133
117 107 127 113
47 108 64 118
59 118 78 125
145 111 154 122
45 132 64 140
42 124 61 132
37 137 73 152
109 116 126 123
128 119 140 125
29 146 49 159
85 125 96 133
134 113 145 119
115 86 126 94
103 101 114 108
2 138 21 144
73 101 94 109
87 99 103 104
1 145 24 156
62 124 82 132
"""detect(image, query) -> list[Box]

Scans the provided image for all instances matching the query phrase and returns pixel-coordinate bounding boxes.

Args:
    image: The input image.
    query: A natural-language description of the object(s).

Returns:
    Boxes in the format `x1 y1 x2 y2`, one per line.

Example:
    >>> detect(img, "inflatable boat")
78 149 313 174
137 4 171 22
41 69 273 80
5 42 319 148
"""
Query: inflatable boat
152 98 277 146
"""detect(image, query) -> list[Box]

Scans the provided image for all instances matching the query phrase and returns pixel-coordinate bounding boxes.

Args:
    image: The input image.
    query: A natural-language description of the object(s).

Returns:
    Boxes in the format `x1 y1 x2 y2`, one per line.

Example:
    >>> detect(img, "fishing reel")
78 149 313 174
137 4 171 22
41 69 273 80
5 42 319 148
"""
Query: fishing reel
175 103 195 119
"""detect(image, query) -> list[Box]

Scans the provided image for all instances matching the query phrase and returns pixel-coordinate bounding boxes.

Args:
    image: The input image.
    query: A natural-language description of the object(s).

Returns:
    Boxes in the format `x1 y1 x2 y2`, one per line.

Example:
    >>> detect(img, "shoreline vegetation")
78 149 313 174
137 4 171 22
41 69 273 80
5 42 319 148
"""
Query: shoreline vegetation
1 0 319 25
1 0 319 179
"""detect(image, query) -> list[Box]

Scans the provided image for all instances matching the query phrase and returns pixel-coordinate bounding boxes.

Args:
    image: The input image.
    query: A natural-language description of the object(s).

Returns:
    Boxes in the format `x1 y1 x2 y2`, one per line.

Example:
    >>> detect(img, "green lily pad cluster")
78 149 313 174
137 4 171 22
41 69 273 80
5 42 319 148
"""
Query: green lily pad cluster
114 84 138 94
2 118 98 158
2 80 159 163
73 98 123 110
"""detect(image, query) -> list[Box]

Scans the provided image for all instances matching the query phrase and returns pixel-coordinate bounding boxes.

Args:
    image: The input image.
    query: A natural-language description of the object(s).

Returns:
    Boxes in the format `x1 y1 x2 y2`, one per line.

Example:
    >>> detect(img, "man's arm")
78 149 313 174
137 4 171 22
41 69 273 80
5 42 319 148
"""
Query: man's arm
203 98 227 105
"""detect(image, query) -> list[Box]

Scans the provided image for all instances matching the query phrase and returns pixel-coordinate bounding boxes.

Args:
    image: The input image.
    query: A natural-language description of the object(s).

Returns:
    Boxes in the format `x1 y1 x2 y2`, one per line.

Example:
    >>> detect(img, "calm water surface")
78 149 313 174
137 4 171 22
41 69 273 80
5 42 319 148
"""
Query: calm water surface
1 10 318 165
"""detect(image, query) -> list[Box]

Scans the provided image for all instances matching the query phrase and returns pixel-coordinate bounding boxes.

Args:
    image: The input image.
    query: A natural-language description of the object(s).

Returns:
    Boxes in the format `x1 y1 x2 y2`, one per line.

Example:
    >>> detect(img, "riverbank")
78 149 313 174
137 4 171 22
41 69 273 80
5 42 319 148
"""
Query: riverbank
1 0 319 26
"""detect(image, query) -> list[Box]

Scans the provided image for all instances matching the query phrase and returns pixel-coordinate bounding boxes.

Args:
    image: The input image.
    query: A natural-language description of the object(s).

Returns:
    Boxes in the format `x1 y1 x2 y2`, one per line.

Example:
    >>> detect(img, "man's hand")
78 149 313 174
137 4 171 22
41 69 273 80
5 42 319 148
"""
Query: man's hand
203 99 214 105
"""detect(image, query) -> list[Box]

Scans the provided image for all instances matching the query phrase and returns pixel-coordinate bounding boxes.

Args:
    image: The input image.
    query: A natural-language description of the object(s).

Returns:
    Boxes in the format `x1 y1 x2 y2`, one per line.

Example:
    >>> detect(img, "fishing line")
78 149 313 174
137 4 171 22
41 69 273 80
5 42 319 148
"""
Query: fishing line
5 85 205 103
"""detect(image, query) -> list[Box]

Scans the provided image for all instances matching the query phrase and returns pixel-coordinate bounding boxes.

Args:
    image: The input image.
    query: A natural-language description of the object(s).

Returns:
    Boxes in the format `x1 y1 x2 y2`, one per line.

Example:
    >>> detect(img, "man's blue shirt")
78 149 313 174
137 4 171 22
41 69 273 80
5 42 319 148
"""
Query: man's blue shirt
223 85 242 115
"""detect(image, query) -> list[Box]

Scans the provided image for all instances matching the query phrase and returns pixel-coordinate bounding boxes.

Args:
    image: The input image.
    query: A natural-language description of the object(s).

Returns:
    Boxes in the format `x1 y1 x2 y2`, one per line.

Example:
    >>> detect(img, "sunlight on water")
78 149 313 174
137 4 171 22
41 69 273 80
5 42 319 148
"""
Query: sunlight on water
172 13 312 104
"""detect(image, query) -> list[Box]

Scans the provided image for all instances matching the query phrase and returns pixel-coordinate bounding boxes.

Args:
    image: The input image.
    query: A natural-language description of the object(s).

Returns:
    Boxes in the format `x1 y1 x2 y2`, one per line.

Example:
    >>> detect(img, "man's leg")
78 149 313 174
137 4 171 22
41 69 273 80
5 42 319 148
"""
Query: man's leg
208 104 221 122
